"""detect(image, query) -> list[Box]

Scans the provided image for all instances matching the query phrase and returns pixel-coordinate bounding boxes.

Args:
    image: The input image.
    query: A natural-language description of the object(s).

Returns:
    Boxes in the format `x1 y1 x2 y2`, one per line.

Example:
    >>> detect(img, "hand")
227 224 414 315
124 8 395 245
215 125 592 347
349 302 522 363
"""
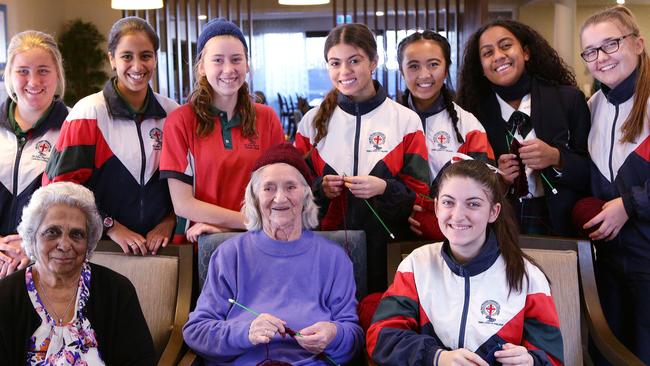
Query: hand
584 198 629 241
518 139 560 170
248 313 287 346
296 321 337 354
494 343 534 365
186 223 224 243
322 175 345 199
145 214 175 255
438 349 489 366
0 235 29 279
343 175 387 199
497 154 520 185
408 205 424 236
107 221 148 256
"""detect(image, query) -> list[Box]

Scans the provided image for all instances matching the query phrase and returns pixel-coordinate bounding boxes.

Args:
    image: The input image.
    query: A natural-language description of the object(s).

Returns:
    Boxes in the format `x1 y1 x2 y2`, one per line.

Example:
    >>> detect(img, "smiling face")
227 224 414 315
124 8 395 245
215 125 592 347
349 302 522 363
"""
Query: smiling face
257 163 305 241
198 35 249 106
581 21 644 89
11 48 58 116
35 204 88 279
401 39 448 111
327 43 378 102
435 176 501 263
478 26 530 87
109 31 156 106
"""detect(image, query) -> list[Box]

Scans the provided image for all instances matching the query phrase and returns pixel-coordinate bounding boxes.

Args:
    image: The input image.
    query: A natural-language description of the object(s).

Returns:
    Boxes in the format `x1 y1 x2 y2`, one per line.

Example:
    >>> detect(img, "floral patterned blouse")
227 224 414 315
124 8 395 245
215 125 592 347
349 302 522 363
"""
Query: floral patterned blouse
25 262 105 365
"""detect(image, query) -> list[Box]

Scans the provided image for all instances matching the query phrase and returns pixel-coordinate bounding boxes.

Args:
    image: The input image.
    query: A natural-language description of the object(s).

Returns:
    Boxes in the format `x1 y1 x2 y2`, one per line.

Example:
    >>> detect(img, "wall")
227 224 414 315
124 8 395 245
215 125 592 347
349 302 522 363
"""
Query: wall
519 1 650 97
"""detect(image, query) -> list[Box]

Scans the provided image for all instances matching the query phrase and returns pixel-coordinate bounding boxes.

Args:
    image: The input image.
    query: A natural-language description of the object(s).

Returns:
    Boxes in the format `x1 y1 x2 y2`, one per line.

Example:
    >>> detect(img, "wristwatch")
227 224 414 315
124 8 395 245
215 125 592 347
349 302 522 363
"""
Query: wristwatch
103 216 115 232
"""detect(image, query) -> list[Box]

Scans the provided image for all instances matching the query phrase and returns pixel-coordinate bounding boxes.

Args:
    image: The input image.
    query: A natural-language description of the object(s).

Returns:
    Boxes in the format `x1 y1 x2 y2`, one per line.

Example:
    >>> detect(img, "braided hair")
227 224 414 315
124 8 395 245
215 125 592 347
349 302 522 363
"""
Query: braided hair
397 31 462 143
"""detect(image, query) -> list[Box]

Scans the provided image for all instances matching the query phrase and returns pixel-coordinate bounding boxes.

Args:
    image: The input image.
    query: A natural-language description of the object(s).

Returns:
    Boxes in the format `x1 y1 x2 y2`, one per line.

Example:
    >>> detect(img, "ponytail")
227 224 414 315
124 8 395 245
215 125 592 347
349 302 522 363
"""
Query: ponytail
312 88 339 144
441 85 463 143
621 51 650 143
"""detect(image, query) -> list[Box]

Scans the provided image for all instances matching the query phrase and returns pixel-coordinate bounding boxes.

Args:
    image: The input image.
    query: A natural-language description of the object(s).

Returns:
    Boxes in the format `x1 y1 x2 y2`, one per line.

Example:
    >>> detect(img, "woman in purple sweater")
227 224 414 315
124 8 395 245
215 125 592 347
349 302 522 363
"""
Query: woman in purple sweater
182 143 363 365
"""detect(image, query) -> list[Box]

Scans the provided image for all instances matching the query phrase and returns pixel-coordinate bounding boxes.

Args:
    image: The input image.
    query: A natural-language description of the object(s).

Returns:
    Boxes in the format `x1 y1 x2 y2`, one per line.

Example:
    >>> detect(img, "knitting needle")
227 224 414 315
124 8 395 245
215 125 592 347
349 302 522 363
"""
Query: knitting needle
341 173 395 239
228 299 340 366
504 130 558 195
229 298 303 337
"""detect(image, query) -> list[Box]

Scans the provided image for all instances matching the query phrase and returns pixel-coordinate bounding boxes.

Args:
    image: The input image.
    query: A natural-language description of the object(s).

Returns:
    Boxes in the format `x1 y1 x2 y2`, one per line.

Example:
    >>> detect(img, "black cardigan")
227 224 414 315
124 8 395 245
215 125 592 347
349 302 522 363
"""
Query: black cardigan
0 263 155 365
478 77 591 236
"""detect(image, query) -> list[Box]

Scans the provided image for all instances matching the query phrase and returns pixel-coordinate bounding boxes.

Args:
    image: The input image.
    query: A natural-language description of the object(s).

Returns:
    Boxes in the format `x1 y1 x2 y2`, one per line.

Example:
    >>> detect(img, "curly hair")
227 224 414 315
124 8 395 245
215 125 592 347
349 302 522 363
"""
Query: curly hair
457 20 577 118
397 31 462 143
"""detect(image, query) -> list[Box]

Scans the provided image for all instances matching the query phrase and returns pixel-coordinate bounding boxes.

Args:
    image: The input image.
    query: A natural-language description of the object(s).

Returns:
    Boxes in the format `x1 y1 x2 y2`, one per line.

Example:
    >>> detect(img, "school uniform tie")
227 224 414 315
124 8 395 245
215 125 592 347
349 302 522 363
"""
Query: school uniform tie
507 111 532 139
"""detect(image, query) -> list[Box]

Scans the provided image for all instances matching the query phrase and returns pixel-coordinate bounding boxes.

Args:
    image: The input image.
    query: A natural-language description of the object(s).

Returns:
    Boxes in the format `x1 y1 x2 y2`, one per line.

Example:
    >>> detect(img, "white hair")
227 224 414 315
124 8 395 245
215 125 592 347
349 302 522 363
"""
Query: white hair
242 164 319 231
18 182 102 261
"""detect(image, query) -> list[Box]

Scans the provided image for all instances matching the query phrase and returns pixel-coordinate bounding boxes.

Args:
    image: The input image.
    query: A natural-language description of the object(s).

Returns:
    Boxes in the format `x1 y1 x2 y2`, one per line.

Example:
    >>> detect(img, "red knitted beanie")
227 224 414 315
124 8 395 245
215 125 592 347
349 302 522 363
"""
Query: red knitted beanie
252 143 314 185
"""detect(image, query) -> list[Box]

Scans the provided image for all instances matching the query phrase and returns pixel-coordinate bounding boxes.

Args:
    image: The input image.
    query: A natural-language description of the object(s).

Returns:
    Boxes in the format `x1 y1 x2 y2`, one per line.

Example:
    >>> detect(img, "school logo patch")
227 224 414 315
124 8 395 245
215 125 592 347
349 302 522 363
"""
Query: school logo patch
244 137 260 150
149 128 163 150
32 140 52 162
479 300 503 325
432 131 452 151
367 132 387 152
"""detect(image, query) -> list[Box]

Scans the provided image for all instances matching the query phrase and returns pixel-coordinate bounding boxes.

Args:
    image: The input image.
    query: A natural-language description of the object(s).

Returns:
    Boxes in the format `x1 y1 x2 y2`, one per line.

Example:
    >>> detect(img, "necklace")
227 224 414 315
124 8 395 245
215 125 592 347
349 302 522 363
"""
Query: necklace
36 273 78 326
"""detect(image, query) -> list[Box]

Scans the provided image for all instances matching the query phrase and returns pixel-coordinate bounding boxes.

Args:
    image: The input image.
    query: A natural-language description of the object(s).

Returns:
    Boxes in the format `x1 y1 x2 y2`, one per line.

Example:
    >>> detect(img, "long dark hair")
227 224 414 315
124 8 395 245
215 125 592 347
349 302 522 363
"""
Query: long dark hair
581 6 649 143
312 23 378 144
397 30 462 143
457 20 576 118
436 160 537 293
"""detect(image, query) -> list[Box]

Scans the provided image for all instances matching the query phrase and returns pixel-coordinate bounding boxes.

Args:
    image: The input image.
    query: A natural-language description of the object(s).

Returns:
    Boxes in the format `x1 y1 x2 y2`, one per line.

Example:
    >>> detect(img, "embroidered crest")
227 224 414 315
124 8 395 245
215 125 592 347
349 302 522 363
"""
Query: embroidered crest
32 140 52 162
480 300 501 323
432 131 451 150
367 132 387 152
244 137 260 150
149 128 163 150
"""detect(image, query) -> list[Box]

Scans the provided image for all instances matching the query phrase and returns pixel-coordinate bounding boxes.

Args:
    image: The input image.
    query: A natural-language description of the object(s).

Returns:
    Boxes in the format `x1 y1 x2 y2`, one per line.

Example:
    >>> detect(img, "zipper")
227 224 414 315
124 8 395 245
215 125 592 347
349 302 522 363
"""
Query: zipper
9 135 27 227
134 116 147 224
608 105 619 183
12 136 27 197
353 103 361 176
458 268 471 348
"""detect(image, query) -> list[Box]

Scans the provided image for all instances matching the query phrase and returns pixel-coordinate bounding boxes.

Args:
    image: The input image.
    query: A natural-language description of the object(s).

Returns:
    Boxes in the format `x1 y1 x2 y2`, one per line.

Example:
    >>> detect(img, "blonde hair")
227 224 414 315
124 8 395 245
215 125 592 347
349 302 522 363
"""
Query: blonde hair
581 5 650 143
4 30 65 102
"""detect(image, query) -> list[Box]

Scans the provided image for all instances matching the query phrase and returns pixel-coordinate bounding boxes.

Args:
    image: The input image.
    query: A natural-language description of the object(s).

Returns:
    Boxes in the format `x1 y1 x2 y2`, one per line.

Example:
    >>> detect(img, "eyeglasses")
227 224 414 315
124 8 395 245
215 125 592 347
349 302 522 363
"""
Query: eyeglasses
580 33 635 62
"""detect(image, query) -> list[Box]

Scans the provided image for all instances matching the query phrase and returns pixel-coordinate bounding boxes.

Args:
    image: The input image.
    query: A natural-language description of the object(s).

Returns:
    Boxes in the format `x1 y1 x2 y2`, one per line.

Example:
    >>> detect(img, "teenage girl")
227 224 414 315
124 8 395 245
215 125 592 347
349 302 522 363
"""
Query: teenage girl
0 31 68 277
397 30 494 240
367 159 563 366
295 23 430 292
458 20 591 236
580 6 650 362
45 17 179 256
160 18 284 242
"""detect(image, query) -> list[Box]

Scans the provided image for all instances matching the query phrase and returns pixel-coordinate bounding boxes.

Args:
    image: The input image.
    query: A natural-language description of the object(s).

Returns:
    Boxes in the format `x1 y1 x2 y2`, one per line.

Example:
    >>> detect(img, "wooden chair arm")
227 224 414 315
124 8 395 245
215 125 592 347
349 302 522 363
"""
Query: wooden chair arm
178 349 199 366
578 241 644 365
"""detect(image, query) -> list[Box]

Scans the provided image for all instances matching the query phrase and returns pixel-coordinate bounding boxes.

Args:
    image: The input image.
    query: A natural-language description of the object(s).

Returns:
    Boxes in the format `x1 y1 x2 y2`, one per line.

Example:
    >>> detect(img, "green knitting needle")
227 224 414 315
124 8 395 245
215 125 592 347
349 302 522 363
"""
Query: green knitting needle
227 299 340 366
504 130 558 195
341 174 395 239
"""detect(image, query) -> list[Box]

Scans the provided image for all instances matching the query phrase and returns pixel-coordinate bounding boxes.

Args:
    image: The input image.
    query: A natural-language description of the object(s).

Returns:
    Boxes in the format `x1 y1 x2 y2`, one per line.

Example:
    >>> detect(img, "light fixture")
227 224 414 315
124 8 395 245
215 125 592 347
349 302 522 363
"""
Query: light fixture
278 0 330 5
616 0 625 4
198 14 208 20
111 0 163 10
375 11 385 16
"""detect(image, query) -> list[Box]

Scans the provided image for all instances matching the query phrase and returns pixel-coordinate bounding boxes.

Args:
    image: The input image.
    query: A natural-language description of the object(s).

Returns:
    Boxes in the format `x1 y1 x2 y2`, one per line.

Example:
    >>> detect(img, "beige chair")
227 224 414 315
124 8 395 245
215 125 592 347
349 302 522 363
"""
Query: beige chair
386 236 643 366
90 240 193 366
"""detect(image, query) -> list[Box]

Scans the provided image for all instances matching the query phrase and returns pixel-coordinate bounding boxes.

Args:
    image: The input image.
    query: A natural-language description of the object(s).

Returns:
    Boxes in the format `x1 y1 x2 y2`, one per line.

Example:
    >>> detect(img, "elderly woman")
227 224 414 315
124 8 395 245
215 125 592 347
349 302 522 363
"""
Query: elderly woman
182 143 363 365
0 182 154 365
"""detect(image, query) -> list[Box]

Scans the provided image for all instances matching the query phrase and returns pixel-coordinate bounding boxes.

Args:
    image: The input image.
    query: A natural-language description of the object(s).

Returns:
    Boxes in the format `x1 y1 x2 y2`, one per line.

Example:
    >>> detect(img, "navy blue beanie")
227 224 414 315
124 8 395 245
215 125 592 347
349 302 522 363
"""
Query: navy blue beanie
197 18 248 58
